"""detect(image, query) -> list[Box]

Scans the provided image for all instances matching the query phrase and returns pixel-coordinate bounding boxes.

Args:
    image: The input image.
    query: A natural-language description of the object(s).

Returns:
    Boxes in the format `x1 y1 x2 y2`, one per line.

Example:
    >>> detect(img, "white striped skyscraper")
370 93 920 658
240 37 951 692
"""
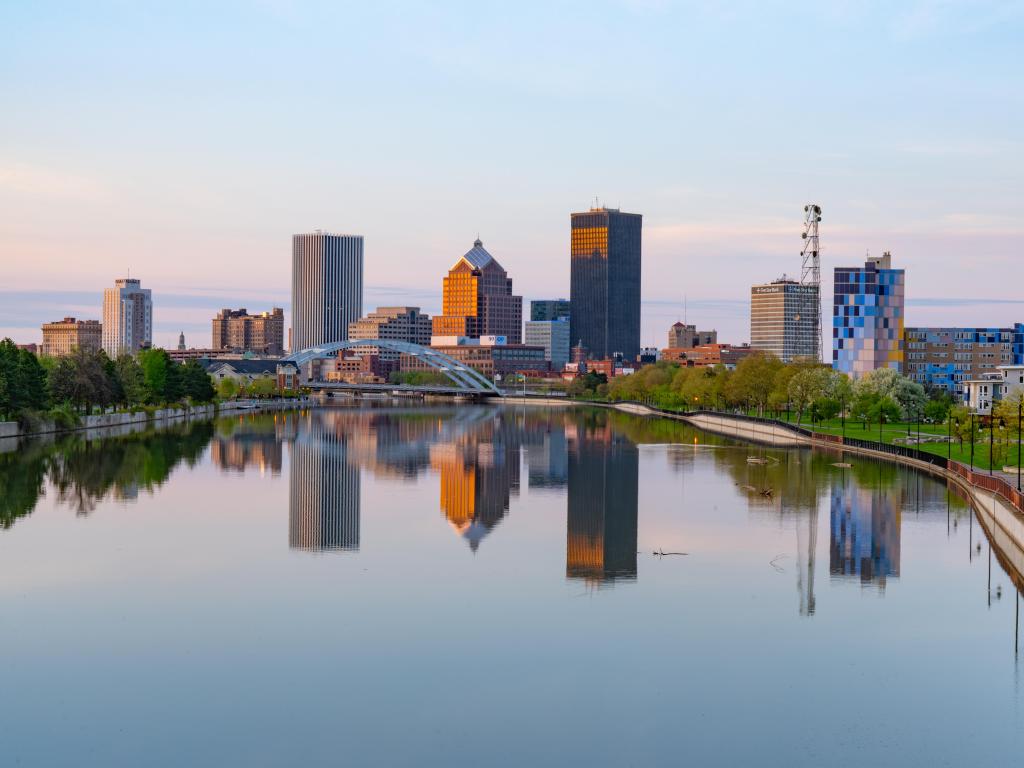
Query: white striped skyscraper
291 232 364 352
102 277 152 357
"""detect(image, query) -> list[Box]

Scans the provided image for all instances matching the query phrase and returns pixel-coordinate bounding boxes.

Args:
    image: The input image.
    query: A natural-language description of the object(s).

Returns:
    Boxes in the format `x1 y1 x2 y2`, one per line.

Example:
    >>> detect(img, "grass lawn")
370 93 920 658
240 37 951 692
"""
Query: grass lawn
769 412 1022 472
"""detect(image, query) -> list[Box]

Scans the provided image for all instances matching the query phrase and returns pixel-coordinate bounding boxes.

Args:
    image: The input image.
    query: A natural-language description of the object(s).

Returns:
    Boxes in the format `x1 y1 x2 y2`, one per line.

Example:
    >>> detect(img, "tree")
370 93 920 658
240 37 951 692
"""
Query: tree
725 352 782 415
47 347 112 413
853 367 926 419
0 339 49 418
217 376 240 400
788 367 832 424
114 354 147 406
139 348 182 404
248 375 278 398
181 360 215 402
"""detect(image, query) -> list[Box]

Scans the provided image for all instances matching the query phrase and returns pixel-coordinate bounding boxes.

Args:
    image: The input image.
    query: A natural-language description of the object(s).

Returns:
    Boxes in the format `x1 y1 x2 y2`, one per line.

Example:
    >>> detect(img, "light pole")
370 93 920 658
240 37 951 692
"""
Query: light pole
841 394 846 438
879 411 885 444
1018 399 1022 492
948 414 954 460
970 410 976 471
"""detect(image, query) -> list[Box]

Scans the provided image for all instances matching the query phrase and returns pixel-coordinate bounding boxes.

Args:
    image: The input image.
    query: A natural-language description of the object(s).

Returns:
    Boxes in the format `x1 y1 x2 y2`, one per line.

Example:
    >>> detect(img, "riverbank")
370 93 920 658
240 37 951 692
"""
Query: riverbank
0 397 313 447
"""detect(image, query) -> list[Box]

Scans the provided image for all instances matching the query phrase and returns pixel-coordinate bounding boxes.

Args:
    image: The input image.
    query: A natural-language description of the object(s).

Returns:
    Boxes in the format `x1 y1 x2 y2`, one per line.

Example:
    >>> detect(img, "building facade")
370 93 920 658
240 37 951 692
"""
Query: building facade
569 207 642 362
102 278 152 357
904 326 1020 395
212 307 285 355
41 317 102 357
530 299 570 322
666 322 717 350
400 342 546 381
524 317 571 370
348 306 432 347
750 279 820 362
832 252 905 378
291 232 364 353
431 239 522 343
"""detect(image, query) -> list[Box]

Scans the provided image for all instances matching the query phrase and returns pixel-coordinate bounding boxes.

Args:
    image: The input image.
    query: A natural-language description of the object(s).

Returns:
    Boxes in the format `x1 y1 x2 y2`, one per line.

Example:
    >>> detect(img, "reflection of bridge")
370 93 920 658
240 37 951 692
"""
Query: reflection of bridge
283 339 501 395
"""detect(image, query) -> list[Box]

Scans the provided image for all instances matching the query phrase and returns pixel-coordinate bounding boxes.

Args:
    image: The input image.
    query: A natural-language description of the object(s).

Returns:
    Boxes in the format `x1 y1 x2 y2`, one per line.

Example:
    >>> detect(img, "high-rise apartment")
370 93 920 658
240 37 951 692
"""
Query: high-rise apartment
431 239 522 343
832 252 905 378
904 326 1021 395
41 317 102 357
569 207 642 361
102 278 152 357
212 308 285 355
530 299 570 322
750 279 820 362
291 232 364 353
524 317 571 370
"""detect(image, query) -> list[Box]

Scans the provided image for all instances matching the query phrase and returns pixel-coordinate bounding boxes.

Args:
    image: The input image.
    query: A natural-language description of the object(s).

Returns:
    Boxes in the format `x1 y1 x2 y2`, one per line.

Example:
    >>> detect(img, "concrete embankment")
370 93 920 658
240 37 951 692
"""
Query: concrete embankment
0 398 312 448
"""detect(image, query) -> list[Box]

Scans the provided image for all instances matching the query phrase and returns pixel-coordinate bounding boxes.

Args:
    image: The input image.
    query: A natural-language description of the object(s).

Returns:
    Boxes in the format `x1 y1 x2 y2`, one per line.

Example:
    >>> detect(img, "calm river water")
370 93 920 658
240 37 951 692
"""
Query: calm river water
1 404 1022 766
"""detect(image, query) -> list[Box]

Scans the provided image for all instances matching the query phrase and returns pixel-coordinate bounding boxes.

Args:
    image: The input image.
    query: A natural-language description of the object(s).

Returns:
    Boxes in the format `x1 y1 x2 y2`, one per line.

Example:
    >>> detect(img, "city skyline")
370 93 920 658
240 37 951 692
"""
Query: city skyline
3 3 1022 348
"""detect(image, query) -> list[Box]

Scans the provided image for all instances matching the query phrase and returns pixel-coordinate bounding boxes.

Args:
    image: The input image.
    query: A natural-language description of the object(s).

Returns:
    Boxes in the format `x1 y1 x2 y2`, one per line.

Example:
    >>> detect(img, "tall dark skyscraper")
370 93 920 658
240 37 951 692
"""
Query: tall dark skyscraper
569 207 642 361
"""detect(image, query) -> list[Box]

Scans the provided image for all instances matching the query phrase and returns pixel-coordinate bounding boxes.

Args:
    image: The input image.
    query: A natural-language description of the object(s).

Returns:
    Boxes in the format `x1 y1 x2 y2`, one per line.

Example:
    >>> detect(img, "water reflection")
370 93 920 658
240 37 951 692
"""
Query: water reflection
566 422 638 584
829 468 901 587
289 410 360 552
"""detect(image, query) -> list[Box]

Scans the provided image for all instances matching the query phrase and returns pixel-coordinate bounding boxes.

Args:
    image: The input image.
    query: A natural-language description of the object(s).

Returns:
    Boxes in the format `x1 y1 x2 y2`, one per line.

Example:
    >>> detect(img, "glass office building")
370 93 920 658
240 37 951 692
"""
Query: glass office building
569 207 642 361
291 232 364 352
832 251 905 378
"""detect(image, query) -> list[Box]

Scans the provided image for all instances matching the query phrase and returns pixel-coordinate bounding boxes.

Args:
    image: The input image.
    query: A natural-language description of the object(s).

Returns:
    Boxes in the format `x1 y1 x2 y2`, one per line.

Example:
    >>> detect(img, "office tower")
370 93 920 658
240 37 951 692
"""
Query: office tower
524 317 570 370
211 307 285 355
569 207 642 361
102 278 152 357
177 332 186 351
348 306 432 346
832 251 905 378
431 238 522 343
666 322 717 350
530 299 571 322
566 429 638 584
904 326 1019 395
291 232 364 352
750 279 820 361
41 317 102 357
289 411 360 551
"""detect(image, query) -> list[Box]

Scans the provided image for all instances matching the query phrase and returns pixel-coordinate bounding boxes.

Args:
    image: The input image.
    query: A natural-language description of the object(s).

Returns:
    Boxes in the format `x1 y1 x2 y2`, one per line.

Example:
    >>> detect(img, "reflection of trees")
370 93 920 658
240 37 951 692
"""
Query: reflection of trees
0 421 215 524
0 443 50 529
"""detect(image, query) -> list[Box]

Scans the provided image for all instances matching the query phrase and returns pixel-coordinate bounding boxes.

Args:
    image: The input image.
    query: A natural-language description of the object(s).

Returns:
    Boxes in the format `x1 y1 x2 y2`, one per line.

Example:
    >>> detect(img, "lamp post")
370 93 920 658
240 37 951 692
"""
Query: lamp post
948 414 954 460
970 410 976 471
1018 399 1022 492
841 394 846 438
990 414 997 477
879 411 885 444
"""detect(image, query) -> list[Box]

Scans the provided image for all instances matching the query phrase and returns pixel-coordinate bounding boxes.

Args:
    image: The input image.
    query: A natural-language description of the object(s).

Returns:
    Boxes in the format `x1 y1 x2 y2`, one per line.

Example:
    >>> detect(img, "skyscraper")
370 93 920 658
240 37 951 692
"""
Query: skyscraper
291 232 364 352
431 238 522 343
102 278 152 357
832 251 905 378
569 207 642 361
530 299 570 322
212 307 285 355
524 317 570 370
750 279 820 362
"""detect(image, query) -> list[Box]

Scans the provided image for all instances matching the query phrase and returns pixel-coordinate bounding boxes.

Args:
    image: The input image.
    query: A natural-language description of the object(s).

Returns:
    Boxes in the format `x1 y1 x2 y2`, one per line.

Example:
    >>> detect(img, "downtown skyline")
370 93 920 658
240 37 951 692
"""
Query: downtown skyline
2 2 1022 348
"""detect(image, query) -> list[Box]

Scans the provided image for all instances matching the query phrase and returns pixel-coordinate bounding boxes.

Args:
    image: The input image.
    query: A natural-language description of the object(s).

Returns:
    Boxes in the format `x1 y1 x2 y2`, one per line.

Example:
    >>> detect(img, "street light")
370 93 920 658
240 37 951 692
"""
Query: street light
948 413 954 460
970 410 976 471
841 394 846 438
1017 399 1022 492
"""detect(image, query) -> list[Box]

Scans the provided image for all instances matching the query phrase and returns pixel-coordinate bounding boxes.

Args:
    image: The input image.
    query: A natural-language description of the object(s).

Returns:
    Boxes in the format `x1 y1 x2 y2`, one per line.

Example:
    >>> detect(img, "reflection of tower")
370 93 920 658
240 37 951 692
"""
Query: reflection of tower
430 428 520 552
524 421 568 490
796 502 818 616
566 431 638 584
830 471 901 586
289 412 360 552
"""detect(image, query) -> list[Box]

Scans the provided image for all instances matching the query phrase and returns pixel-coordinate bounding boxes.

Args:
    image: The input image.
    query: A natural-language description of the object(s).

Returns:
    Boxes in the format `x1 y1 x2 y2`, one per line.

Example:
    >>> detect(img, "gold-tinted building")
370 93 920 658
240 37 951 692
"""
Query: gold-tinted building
431 239 522 343
41 317 102 357
212 308 285 355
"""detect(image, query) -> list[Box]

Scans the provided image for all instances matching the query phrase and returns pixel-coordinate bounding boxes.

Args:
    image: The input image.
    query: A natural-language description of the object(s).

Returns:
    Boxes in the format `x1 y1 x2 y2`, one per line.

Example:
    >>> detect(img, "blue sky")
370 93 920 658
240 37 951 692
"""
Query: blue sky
2 0 1022 348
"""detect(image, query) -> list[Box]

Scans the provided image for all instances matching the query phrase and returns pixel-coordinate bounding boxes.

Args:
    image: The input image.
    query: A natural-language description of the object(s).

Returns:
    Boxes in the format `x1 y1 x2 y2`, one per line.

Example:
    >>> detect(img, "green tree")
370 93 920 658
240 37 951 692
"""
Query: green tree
788 367 832 424
47 347 112 414
725 352 783 415
139 348 183 403
217 376 240 400
853 367 926 419
114 354 147 405
181 360 215 402
0 339 50 418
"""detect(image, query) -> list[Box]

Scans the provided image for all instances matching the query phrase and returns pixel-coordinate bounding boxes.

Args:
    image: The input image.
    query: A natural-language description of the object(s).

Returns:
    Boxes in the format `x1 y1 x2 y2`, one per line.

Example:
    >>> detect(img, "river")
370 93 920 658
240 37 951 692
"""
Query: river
1 404 1021 766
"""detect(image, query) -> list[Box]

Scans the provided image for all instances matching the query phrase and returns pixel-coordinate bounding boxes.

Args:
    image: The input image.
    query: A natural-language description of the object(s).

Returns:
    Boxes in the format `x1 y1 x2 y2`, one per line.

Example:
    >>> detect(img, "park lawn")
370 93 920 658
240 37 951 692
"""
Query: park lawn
771 413 1021 472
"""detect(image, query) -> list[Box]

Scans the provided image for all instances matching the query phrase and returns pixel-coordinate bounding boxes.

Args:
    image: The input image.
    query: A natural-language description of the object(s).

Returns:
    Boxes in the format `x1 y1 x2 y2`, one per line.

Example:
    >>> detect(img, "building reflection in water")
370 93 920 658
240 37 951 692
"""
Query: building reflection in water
429 412 521 551
211 416 286 476
566 424 638 585
289 410 360 552
523 414 568 490
829 468 901 587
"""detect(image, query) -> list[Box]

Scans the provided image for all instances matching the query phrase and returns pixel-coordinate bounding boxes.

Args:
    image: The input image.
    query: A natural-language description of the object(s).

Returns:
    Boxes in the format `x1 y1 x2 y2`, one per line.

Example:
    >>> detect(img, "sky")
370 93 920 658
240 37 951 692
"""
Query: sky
2 0 1022 350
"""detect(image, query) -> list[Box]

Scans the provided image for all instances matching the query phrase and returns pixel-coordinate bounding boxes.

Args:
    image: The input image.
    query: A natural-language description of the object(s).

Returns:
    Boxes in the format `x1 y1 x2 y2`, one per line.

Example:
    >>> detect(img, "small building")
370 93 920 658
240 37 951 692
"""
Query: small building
324 353 387 385
41 317 102 357
524 317 571 371
403 339 546 381
201 358 286 386
667 322 717 350
661 343 755 370
963 374 1003 415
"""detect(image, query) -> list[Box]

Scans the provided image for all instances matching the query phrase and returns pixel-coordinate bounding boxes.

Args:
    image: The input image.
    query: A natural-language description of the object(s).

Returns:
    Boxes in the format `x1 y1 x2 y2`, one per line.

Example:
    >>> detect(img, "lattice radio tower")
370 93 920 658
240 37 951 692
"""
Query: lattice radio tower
799 204 822 361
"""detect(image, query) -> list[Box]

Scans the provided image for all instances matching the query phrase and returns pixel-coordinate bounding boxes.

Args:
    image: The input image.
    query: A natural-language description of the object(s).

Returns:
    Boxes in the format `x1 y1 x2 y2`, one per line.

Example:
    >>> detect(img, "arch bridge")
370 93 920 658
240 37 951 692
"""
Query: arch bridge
283 339 501 395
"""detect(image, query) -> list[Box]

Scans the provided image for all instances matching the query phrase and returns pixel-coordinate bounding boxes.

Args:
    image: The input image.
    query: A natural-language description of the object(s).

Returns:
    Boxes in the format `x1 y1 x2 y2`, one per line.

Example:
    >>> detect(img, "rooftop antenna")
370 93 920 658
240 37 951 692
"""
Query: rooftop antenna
799 204 822 362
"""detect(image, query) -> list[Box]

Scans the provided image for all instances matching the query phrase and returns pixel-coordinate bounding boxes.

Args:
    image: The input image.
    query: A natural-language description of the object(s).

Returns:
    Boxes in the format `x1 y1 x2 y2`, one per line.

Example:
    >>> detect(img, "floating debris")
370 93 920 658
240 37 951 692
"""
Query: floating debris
832 462 853 468
747 457 769 465
653 549 689 557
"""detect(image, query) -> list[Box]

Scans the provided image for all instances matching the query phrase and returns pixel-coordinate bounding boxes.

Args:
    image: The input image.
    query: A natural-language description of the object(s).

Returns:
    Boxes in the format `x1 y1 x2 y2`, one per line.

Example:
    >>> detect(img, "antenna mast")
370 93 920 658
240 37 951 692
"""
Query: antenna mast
799 204 822 362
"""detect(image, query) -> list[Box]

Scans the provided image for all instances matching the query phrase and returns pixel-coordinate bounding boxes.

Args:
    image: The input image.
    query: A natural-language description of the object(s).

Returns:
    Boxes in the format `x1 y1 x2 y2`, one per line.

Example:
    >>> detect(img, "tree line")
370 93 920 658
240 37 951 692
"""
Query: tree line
0 339 215 422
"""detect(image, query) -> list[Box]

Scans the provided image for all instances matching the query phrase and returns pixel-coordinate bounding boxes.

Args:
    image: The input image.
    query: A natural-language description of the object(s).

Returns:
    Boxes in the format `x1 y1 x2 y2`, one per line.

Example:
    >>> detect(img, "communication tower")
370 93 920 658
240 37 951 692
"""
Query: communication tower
799 204 822 361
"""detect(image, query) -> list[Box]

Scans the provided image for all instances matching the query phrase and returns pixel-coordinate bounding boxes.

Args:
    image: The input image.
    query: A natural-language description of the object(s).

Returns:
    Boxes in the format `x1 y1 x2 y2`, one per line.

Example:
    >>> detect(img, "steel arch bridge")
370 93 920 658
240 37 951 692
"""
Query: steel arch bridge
283 339 501 395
